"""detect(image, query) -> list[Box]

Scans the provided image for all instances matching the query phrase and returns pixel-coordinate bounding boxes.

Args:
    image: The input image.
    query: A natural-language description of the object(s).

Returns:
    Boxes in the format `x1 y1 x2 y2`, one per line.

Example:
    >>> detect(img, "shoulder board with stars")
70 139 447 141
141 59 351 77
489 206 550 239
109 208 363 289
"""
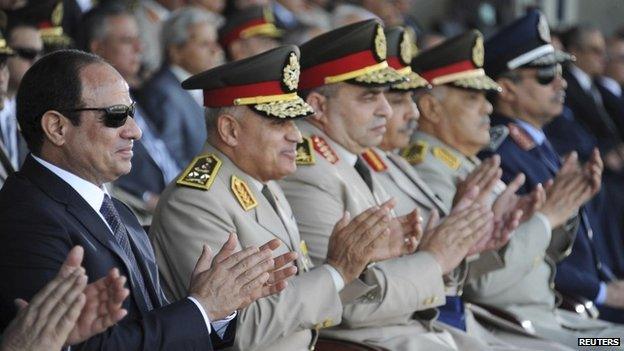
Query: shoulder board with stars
507 123 535 151
401 141 428 165
361 148 387 172
311 135 339 164
488 125 509 151
230 175 258 211
432 147 460 170
295 137 315 165
176 154 222 190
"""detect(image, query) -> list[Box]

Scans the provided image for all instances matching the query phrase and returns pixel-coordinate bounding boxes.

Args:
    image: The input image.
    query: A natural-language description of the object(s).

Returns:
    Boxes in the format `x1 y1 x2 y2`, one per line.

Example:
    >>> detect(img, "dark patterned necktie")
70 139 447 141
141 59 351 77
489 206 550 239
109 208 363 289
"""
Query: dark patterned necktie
354 158 373 191
100 194 153 310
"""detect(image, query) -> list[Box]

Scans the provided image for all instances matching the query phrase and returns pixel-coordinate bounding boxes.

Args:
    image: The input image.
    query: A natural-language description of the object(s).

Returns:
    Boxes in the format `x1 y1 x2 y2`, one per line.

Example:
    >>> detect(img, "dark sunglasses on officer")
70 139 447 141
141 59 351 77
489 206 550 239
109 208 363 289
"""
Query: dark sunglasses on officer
62 101 136 128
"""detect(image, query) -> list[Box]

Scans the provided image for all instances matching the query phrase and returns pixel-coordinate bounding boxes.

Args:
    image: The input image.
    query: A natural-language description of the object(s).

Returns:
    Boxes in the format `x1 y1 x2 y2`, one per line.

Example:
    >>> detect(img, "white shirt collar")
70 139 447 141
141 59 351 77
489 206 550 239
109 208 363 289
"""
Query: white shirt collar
169 65 204 107
32 155 108 213
515 119 546 145
599 76 622 98
569 64 593 92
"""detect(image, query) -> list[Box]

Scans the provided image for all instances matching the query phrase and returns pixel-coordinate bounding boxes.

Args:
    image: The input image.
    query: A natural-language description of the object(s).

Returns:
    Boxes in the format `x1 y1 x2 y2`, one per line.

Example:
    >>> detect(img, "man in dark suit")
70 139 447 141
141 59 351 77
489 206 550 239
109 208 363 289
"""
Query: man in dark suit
137 6 223 166
481 12 624 323
0 49 296 350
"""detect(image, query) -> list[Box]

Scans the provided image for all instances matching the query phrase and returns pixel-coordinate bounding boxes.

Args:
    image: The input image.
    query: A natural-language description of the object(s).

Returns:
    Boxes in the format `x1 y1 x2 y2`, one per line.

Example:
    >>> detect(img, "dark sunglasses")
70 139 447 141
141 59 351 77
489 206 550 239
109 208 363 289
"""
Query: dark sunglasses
13 47 42 61
63 102 136 128
532 65 562 86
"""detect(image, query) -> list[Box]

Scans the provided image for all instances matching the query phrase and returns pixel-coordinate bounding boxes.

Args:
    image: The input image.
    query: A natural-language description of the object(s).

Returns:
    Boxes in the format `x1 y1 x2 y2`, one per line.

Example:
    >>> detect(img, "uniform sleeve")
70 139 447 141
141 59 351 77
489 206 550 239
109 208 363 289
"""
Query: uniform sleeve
280 174 446 328
465 214 552 296
149 184 344 350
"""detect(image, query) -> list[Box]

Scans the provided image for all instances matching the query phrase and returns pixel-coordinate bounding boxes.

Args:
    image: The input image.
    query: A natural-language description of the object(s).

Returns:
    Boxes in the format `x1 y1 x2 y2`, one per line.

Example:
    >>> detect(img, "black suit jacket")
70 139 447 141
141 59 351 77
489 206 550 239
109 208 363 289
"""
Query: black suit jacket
137 67 206 167
0 156 234 350
562 68 622 153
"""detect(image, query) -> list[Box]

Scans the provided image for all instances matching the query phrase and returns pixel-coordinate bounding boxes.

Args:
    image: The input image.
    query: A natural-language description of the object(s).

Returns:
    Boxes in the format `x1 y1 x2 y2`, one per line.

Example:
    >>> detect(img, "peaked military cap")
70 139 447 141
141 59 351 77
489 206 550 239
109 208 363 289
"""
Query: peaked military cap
298 19 405 90
182 45 314 119
385 26 429 91
484 9 573 79
411 30 500 91
0 30 14 58
218 6 282 49
38 1 73 49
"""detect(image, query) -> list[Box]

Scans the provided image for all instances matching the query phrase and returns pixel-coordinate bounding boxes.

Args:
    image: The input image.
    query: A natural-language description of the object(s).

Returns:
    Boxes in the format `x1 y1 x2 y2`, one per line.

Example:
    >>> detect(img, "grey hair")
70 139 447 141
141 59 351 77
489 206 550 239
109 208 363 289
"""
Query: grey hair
204 106 244 137
161 7 223 57
80 2 131 50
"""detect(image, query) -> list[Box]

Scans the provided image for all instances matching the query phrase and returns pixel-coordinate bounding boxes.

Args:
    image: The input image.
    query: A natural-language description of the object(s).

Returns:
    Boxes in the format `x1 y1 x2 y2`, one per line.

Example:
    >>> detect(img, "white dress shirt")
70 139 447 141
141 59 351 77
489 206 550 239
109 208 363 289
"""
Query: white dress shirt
31 155 236 338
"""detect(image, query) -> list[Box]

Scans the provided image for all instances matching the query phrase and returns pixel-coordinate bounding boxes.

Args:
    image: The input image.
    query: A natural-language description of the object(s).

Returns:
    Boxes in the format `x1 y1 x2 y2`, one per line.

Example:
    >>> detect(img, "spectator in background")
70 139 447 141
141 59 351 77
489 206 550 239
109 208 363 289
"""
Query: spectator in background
1 22 41 170
218 5 281 61
82 3 180 224
138 7 224 168
134 0 185 79
188 0 226 14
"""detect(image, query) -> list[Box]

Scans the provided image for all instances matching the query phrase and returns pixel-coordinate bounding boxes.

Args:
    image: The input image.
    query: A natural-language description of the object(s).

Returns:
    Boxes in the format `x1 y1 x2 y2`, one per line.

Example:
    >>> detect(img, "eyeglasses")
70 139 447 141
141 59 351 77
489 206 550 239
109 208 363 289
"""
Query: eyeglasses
13 47 42 61
63 102 136 128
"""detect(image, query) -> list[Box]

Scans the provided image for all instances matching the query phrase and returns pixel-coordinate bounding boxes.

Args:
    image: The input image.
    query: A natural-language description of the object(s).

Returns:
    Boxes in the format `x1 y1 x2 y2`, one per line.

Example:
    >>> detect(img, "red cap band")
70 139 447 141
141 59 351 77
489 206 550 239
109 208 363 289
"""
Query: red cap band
299 50 379 90
202 80 284 107
220 18 267 48
420 60 475 82
387 56 405 70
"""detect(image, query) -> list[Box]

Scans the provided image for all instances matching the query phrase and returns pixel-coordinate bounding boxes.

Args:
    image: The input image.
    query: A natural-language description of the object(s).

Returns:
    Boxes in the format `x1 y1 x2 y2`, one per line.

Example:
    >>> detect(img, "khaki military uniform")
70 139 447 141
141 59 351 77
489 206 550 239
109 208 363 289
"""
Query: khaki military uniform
150 143 371 351
412 130 624 349
279 121 517 351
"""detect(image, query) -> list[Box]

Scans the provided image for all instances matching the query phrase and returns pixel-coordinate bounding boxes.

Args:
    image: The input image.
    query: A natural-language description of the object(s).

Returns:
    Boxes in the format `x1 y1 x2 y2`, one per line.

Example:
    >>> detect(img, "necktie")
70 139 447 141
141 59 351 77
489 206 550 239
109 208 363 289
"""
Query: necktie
100 195 153 310
354 158 374 191
261 185 279 215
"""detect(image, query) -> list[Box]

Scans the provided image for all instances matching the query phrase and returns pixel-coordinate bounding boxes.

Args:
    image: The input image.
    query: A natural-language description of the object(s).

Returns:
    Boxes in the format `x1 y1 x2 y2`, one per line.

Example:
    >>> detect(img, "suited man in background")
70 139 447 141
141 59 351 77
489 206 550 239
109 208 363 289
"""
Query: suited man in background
138 6 224 167
0 49 295 350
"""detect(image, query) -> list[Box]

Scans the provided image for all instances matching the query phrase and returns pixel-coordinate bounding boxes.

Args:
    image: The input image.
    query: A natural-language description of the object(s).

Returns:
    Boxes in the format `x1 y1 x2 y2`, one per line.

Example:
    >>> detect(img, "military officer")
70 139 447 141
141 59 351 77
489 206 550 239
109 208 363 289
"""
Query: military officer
278 19 519 351
374 28 567 350
360 26 448 221
218 5 282 61
475 9 624 347
149 45 405 351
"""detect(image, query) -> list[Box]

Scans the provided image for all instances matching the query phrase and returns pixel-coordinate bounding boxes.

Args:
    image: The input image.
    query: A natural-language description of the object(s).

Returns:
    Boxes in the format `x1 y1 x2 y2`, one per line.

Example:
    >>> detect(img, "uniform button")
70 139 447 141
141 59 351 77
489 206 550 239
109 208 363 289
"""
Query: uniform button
322 319 333 328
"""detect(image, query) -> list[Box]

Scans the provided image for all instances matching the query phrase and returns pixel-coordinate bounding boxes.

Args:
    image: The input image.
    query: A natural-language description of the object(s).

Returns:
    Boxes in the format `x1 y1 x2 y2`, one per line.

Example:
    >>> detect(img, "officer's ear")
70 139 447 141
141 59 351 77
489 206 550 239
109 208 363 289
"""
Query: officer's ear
41 110 72 147
305 91 329 125
496 78 519 104
216 111 242 147
415 92 443 124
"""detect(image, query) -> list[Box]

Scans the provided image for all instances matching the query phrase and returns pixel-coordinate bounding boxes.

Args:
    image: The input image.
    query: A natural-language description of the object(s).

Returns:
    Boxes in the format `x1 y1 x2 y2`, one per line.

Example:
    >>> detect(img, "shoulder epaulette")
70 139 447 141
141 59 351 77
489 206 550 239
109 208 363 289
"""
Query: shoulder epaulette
311 135 339 164
507 123 535 151
488 125 509 151
176 154 222 190
432 146 460 170
230 175 258 211
361 148 387 172
401 141 428 165
295 137 316 165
